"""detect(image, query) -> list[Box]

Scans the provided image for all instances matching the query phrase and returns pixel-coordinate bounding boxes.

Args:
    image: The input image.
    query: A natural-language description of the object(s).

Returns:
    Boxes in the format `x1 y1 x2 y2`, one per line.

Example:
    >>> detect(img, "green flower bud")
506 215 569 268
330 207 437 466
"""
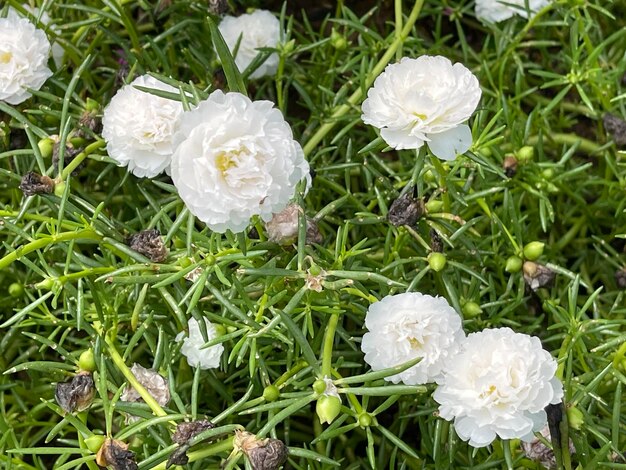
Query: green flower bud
85 98 100 113
53 180 67 197
425 199 444 213
428 252 447 272
282 39 296 55
312 379 327 395
263 385 280 402
505 256 523 273
178 256 192 268
330 29 348 50
516 145 534 163
35 278 55 290
567 405 584 430
462 301 483 318
84 435 106 454
78 349 96 372
8 282 24 297
316 395 341 424
523 241 545 261
423 169 436 183
541 168 554 180
38 138 54 159
358 413 372 427
204 254 216 266
479 147 492 158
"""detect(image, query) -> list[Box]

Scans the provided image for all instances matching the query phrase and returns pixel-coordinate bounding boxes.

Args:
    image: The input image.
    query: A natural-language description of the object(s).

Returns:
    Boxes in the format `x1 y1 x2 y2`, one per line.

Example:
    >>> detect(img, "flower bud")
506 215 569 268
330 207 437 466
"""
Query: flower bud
312 379 327 395
8 282 23 297
516 145 534 163
316 395 342 424
566 405 584 430
126 229 168 263
263 385 280 402
85 435 106 454
462 301 482 318
523 241 545 260
330 29 348 50
35 278 55 291
96 438 138 470
425 199 443 213
281 39 296 55
234 430 289 470
505 255 523 273
53 180 67 197
19 172 55 196
387 192 423 227
78 349 96 372
428 252 447 272
523 261 555 291
358 413 372 427
55 371 95 413
37 137 54 158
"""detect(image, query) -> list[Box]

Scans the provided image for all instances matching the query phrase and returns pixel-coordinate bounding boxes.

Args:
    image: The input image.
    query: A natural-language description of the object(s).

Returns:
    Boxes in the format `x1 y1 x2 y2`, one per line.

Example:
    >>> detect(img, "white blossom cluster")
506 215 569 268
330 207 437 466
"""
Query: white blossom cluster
361 292 563 448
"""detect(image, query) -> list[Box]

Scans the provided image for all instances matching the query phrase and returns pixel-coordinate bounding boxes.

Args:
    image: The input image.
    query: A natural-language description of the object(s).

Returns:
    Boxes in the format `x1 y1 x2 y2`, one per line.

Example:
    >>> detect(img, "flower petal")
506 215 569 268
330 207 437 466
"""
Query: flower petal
426 125 473 161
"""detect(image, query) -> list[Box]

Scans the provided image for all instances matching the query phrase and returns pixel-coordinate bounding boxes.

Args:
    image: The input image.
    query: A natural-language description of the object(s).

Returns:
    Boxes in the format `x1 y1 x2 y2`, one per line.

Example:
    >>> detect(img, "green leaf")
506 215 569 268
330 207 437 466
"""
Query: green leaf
207 16 247 95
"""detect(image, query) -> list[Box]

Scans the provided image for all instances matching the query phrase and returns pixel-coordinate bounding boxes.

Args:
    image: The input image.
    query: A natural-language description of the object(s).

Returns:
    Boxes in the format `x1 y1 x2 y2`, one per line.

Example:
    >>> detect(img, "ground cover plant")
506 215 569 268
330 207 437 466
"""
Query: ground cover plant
1 0 626 468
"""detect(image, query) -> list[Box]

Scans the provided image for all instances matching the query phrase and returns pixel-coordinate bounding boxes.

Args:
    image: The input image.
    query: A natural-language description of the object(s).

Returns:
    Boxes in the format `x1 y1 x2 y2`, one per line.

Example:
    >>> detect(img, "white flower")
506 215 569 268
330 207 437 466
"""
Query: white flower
175 317 224 370
361 56 481 160
170 90 310 233
102 75 184 178
475 0 550 23
0 10 52 105
12 6 64 68
433 327 564 448
217 10 280 79
360 292 465 385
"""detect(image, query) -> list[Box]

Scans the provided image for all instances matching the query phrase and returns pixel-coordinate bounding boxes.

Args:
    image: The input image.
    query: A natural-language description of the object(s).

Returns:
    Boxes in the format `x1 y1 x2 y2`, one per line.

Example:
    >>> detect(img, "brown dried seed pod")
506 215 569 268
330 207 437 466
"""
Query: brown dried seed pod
387 192 423 227
126 229 168 263
19 172 55 196
616 268 626 289
503 155 518 177
603 113 626 146
234 431 288 470
96 438 138 470
77 110 102 136
208 0 229 15
55 371 95 413
523 261 555 291
430 228 443 253
53 141 85 175
120 363 170 406
172 419 215 445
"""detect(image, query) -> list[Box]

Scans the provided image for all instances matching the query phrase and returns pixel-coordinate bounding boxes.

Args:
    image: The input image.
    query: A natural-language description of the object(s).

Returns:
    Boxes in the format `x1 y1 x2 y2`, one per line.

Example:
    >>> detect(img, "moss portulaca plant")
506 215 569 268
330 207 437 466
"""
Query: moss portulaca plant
175 317 224 369
475 0 551 23
170 90 310 233
0 10 52 105
101 74 184 177
433 327 563 447
361 55 481 160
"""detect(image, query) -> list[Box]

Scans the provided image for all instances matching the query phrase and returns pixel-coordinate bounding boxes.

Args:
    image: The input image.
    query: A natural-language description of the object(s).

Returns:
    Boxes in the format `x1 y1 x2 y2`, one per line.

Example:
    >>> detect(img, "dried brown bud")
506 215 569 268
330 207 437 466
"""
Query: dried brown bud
120 363 170 407
53 141 85 175
234 430 288 470
430 228 443 253
616 268 626 289
604 113 626 147
387 192 423 227
521 425 575 469
503 155 518 177
126 229 168 263
55 371 95 413
19 172 55 196
96 438 138 470
77 110 102 137
265 204 322 245
208 0 229 15
172 419 215 445
523 261 555 291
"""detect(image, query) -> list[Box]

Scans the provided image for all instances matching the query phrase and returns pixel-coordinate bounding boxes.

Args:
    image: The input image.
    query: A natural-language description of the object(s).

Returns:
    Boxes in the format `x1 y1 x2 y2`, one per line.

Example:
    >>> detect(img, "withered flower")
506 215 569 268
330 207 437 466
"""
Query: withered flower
430 228 443 253
53 140 85 175
523 261 555 291
604 113 626 146
126 229 168 263
503 155 518 177
172 419 215 445
19 172 55 196
120 363 170 407
387 192 423 227
615 268 626 289
208 0 229 15
55 371 95 413
264 203 322 245
234 430 288 470
96 438 138 470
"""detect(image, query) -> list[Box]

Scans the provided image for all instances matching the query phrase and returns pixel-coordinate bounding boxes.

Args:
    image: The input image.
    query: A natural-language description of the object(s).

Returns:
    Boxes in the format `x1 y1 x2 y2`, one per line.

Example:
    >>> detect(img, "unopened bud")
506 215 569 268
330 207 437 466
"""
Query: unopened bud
263 385 280 402
316 395 342 425
19 172 55 196
126 229 168 263
425 199 443 213
37 138 54 158
53 180 67 197
78 349 96 372
462 301 482 318
505 255 523 273
358 413 372 427
567 405 584 430
428 252 447 272
330 29 348 50
523 241 545 261
516 145 534 163
85 435 106 454
55 371 95 413
8 282 23 297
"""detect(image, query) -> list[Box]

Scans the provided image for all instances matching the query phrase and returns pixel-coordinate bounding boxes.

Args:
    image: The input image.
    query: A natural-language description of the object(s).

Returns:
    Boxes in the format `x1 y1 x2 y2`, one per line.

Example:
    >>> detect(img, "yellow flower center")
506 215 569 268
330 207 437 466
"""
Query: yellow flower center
412 112 428 120
408 337 422 349
216 151 238 174
0 51 13 64
479 384 497 399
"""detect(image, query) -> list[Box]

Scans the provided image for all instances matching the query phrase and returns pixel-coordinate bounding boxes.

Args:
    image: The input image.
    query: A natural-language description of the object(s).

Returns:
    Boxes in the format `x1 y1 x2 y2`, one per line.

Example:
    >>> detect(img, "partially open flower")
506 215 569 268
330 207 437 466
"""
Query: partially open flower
170 90 310 233
234 430 288 470
96 438 138 470
102 74 184 177
217 10 280 79
0 10 52 105
175 317 224 369
120 363 170 408
361 56 481 160
55 371 95 413
433 327 564 448
126 229 168 263
475 0 550 23
19 172 55 196
361 292 465 385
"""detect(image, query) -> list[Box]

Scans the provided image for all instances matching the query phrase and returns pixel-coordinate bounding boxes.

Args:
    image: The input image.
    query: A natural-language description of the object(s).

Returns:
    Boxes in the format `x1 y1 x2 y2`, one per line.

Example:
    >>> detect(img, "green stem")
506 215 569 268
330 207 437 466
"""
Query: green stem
0 229 100 271
59 140 106 180
527 133 602 155
77 413 99 470
302 0 425 157
321 313 340 377
104 335 170 419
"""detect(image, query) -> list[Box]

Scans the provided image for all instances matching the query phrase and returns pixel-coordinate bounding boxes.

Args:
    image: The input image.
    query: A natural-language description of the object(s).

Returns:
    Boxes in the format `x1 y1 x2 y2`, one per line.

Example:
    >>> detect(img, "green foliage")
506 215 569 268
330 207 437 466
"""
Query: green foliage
1 0 626 469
